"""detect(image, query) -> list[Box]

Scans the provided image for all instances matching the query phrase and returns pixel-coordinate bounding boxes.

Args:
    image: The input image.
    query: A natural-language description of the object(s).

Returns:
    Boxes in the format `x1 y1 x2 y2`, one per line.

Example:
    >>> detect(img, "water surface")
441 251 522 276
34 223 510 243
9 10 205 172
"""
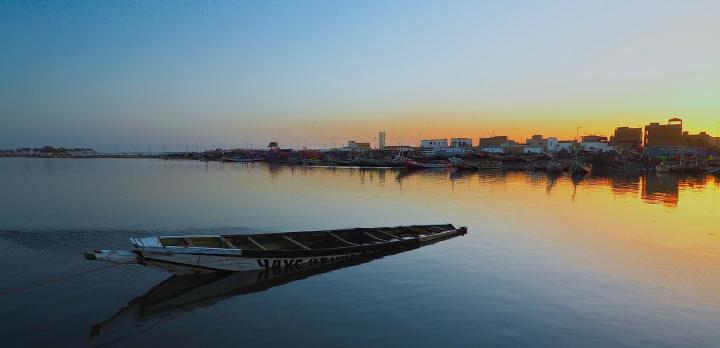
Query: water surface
0 158 718 347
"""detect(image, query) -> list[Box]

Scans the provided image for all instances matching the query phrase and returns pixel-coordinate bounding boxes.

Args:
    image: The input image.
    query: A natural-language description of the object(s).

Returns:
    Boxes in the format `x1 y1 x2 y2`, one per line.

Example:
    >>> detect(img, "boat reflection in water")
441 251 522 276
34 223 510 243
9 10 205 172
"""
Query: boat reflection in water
90 235 462 343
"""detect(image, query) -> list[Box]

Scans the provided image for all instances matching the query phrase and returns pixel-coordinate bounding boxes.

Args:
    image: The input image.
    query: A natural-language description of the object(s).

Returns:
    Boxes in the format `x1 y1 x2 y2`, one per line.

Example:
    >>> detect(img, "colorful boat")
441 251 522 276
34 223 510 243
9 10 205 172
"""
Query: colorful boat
85 224 467 275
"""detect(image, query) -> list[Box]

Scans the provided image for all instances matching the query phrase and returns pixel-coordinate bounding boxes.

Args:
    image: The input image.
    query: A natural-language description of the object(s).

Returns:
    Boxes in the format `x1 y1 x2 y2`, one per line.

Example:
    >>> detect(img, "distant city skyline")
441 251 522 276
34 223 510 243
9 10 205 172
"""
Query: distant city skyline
2 1 719 149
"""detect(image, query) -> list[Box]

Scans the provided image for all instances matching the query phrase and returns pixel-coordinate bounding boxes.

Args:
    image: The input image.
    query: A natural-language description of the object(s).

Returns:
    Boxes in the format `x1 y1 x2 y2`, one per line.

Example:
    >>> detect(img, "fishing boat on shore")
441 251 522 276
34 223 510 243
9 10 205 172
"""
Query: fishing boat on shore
699 164 720 174
570 161 592 174
85 224 467 275
448 157 474 169
403 159 452 169
222 157 263 163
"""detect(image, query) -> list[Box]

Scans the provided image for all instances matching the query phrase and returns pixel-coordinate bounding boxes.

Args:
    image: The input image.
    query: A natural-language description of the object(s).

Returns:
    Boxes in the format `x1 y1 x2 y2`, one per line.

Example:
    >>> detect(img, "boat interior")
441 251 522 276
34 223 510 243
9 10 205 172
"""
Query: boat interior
157 224 455 251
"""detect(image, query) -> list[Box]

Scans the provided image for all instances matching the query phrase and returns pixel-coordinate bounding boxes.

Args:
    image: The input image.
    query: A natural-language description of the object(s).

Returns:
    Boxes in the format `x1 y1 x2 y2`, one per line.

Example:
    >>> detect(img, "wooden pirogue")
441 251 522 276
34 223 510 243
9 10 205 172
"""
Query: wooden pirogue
85 224 468 275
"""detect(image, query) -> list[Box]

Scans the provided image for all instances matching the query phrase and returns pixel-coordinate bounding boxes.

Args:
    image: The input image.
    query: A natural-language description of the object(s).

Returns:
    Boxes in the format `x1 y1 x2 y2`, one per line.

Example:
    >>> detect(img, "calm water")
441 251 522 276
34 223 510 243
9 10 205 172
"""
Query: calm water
0 158 719 347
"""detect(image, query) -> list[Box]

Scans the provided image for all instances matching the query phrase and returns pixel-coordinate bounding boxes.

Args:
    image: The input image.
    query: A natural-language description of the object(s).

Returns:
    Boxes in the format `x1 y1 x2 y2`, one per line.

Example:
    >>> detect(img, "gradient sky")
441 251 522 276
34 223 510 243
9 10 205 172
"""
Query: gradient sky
1 0 719 150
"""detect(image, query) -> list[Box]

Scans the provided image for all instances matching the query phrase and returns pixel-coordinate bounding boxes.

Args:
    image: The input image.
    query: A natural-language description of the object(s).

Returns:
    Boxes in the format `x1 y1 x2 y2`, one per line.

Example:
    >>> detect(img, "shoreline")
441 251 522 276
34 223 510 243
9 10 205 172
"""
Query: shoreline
3 155 719 178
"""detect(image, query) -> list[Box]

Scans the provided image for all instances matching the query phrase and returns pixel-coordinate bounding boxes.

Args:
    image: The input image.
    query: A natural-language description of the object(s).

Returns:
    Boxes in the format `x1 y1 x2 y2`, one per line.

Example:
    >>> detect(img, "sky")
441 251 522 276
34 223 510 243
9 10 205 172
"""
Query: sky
1 0 719 151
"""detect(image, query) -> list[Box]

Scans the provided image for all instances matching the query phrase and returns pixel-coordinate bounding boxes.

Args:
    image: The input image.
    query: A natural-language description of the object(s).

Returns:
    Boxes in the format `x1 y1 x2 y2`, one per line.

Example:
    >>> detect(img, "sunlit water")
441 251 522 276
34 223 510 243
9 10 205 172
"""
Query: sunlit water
0 158 718 347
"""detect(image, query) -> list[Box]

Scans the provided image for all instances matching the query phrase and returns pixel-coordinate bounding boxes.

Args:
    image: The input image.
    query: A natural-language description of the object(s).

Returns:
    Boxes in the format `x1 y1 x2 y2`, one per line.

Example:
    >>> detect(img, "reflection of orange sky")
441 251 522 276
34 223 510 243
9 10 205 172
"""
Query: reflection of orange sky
253 166 720 307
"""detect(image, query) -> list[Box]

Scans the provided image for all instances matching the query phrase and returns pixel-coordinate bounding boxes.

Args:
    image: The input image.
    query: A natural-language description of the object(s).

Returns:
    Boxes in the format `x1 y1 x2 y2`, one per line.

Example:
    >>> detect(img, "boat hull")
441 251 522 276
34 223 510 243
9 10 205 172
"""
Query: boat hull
140 251 366 274
87 225 467 275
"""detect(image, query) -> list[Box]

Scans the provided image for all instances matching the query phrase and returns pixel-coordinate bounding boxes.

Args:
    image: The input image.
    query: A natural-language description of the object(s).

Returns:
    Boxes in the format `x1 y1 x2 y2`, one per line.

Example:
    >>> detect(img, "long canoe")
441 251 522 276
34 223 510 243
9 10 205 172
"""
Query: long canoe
85 224 467 275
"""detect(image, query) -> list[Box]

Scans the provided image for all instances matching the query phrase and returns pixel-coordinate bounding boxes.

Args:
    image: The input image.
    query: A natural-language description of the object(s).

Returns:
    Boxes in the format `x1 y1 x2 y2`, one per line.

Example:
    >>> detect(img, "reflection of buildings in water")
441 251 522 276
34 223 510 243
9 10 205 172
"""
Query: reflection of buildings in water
525 171 546 186
569 173 592 201
266 164 282 178
643 174 714 206
679 175 708 190
378 169 386 187
265 164 716 207
545 173 561 194
394 168 451 183
607 173 642 196
642 174 681 206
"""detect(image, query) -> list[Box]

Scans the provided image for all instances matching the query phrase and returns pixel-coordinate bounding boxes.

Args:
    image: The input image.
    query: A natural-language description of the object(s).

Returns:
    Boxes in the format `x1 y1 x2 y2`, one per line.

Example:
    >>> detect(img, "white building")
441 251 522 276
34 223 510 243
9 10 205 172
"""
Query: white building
481 147 504 154
556 141 575 153
546 137 559 152
438 147 472 155
580 136 612 153
420 139 448 149
450 138 473 148
523 146 544 154
580 142 612 153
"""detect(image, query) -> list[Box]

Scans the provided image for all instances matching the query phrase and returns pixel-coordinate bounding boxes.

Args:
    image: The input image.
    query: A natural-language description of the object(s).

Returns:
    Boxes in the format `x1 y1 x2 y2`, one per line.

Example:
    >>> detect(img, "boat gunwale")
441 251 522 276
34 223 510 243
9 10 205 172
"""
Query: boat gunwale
152 224 455 244
134 225 460 258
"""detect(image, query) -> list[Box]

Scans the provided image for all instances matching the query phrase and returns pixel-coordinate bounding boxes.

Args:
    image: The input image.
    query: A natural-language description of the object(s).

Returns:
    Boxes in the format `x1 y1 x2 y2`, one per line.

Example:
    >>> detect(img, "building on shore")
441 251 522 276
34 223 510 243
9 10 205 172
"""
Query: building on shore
479 136 515 148
644 118 684 147
479 136 517 153
609 127 642 149
711 137 720 148
378 132 386 150
383 145 414 153
450 138 473 148
420 139 448 156
525 135 559 152
480 147 505 154
420 139 448 149
580 135 611 153
683 132 712 148
502 144 543 155
643 118 713 157
644 118 711 148
346 141 371 151
556 140 577 153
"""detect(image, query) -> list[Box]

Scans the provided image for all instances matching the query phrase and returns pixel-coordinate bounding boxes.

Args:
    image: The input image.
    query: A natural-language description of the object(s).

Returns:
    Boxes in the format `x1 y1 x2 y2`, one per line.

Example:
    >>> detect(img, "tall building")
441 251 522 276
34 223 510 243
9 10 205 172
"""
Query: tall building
644 118 684 147
609 127 642 149
378 131 385 149
644 118 711 148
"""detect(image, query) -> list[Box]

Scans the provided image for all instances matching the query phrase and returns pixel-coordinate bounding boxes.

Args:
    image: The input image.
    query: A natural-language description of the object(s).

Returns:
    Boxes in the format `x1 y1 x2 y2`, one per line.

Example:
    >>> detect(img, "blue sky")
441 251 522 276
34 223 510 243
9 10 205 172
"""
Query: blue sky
1 1 719 150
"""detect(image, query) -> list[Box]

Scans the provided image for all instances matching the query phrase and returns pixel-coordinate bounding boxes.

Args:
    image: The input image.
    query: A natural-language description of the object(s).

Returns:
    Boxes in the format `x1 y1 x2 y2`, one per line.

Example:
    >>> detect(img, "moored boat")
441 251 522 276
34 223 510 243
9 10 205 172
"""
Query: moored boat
699 165 720 174
86 224 467 275
403 159 452 169
570 161 592 174
223 157 264 163
655 162 671 173
449 157 480 170
546 162 564 173
478 160 503 170
669 162 684 172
